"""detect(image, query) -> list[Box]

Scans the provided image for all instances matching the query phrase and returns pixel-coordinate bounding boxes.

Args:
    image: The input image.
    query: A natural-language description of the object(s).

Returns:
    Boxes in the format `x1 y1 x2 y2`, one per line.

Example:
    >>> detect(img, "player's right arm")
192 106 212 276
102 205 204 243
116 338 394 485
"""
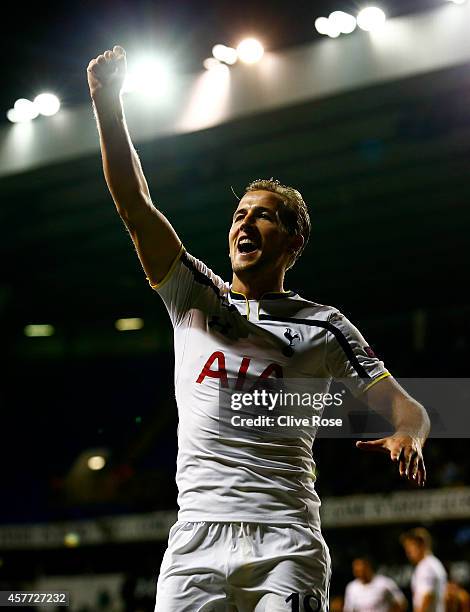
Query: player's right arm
87 46 181 286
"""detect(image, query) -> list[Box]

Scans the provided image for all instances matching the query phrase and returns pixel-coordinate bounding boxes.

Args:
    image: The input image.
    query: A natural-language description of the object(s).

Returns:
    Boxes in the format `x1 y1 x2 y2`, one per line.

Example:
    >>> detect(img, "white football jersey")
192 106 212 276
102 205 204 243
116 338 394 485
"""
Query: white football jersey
411 554 447 612
344 575 406 611
152 247 389 526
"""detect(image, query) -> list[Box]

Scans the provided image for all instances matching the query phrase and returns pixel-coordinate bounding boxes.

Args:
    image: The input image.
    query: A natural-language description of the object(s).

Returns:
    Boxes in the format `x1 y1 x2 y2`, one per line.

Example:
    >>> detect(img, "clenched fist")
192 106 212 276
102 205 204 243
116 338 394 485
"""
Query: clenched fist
87 45 127 103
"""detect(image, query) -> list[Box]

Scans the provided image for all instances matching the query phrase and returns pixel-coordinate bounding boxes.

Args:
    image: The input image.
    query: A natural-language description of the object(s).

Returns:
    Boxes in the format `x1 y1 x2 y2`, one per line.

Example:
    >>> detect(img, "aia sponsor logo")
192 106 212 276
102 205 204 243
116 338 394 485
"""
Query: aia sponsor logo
196 351 283 390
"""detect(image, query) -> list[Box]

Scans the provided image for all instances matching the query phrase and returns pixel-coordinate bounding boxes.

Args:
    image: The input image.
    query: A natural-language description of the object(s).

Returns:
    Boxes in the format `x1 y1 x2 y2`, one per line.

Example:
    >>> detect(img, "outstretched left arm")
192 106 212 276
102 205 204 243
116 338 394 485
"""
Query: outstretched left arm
356 376 430 487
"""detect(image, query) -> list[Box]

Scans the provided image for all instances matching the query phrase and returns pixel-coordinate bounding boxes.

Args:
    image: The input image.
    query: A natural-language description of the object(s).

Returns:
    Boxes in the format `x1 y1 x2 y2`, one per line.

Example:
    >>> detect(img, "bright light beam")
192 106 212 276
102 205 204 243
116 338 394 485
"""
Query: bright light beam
179 63 230 132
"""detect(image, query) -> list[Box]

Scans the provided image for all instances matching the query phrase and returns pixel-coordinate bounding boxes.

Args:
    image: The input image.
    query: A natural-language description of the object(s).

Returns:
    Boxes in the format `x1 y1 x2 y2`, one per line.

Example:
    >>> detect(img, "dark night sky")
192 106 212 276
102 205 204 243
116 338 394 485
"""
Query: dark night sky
1 0 444 122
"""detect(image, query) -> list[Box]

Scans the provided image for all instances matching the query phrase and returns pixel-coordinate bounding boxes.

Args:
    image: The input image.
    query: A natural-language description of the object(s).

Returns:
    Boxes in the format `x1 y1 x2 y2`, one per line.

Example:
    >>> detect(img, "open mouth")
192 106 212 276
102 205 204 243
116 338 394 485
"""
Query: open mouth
237 237 260 254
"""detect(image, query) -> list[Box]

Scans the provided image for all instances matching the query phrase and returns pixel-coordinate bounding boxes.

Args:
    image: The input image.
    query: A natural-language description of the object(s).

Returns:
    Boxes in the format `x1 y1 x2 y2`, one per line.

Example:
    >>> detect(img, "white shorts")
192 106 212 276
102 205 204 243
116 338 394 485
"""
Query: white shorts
155 521 331 612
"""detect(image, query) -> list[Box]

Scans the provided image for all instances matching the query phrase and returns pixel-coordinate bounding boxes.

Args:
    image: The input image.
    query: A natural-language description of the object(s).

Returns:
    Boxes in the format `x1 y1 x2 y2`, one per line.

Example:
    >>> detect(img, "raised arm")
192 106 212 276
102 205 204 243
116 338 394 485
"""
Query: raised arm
87 46 181 286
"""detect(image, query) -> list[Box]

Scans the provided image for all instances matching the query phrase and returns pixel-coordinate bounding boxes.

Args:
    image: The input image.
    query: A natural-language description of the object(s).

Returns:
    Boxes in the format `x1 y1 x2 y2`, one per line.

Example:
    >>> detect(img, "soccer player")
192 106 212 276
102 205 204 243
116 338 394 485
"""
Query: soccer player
87 45 430 612
344 556 407 612
400 528 447 612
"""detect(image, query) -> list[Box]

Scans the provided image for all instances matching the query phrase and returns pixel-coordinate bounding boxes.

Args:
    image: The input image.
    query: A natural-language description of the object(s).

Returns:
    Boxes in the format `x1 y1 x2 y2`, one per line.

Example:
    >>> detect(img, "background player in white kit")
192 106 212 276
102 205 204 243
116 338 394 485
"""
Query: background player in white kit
401 529 447 612
88 46 431 611
344 556 407 612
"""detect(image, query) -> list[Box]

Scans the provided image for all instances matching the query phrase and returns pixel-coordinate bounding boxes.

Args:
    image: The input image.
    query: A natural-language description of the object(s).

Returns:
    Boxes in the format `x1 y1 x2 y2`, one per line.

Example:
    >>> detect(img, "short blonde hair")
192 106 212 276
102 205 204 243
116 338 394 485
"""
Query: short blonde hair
245 178 311 269
400 528 432 550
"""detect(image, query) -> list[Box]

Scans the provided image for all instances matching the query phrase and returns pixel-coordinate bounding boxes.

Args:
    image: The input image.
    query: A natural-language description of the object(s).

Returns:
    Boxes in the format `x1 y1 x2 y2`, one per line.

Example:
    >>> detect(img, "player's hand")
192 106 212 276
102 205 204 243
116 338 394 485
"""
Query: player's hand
87 46 127 103
356 434 426 487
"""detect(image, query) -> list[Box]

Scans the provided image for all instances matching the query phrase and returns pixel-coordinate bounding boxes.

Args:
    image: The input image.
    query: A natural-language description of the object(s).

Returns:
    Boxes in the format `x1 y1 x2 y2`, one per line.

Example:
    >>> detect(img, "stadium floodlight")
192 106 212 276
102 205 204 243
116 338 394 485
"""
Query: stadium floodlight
6 108 21 123
357 7 387 31
329 11 357 34
221 46 238 65
315 17 331 35
12 98 39 122
24 324 54 337
87 455 106 471
115 317 144 331
327 25 341 38
205 61 229 76
212 44 226 61
33 93 61 116
446 0 466 3
122 56 171 99
212 44 227 62
236 38 264 64
203 58 229 74
203 57 222 71
212 44 238 65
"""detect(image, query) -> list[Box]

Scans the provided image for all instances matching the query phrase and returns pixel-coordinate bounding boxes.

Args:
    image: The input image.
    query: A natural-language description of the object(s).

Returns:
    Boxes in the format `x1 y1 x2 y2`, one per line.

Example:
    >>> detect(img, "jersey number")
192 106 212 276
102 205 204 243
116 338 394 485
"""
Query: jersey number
285 593 320 611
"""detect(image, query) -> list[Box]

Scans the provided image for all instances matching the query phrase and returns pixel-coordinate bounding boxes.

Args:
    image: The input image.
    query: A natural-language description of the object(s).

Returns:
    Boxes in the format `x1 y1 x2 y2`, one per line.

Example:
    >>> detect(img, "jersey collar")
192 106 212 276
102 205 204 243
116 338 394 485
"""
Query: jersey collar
229 289 296 301
227 288 297 319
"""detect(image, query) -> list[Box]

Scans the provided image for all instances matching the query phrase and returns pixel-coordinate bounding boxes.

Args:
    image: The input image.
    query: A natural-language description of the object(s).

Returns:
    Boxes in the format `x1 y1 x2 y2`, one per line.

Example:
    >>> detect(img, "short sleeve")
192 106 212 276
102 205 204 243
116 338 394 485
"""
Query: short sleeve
150 246 227 327
325 310 390 396
417 563 439 594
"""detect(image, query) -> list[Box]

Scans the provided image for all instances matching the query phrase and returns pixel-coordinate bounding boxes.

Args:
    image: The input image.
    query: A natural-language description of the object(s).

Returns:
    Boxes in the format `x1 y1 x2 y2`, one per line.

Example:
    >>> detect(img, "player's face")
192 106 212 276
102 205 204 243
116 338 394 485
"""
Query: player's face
229 190 295 275
403 540 424 564
352 559 372 582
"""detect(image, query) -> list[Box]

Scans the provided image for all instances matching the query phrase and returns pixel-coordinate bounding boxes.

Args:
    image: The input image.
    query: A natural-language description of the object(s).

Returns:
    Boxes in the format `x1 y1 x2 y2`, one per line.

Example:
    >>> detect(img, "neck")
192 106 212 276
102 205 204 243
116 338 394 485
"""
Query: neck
231 270 285 300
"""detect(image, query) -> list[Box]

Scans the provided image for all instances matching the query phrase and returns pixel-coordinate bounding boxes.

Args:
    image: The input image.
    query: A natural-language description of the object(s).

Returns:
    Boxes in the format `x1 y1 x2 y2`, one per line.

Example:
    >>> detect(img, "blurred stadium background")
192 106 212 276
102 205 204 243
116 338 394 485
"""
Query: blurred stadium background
1 0 470 610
